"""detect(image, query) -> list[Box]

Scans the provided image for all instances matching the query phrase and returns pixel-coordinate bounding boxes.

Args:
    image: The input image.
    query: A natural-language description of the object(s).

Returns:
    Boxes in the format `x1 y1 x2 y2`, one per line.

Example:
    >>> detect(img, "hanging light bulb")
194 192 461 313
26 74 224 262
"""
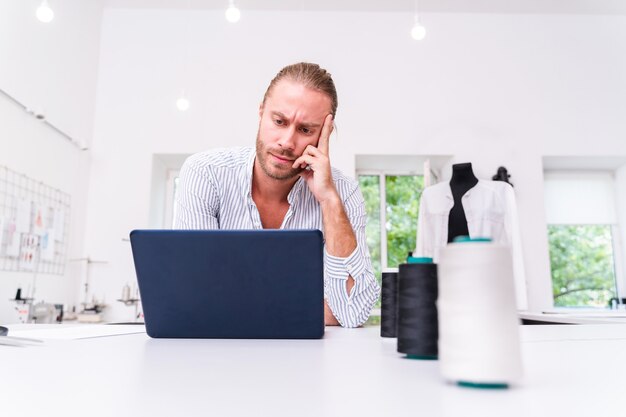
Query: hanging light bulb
176 91 190 112
225 0 241 23
411 15 426 40
36 0 54 23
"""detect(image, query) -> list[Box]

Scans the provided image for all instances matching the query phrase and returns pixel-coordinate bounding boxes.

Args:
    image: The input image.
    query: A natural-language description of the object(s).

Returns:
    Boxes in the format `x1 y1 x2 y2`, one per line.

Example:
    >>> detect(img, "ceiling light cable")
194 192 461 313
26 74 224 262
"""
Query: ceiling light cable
411 0 427 41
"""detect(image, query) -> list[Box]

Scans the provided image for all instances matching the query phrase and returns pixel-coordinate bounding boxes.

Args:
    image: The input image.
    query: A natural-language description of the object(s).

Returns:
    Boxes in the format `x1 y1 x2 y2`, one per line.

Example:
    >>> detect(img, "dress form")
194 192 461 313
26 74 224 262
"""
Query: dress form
447 163 479 243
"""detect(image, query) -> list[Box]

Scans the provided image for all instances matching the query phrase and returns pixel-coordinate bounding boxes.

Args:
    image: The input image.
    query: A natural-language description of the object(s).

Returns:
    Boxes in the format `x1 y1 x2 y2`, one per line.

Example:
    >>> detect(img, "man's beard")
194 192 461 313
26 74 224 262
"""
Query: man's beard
255 131 304 180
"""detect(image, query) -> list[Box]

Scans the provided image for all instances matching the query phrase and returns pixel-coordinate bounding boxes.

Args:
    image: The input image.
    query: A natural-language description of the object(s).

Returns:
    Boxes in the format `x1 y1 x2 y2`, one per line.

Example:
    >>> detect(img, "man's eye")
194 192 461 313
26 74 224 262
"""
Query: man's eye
300 127 311 134
274 119 284 125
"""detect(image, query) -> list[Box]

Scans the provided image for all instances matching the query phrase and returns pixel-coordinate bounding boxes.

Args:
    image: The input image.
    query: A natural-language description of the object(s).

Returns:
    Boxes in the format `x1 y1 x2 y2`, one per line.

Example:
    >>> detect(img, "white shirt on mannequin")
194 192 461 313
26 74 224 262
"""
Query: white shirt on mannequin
415 179 528 310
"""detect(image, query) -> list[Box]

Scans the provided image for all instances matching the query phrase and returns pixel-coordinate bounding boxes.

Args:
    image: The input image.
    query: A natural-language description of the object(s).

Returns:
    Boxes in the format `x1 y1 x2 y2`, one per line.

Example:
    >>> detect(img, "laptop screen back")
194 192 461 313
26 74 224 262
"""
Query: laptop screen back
130 229 325 339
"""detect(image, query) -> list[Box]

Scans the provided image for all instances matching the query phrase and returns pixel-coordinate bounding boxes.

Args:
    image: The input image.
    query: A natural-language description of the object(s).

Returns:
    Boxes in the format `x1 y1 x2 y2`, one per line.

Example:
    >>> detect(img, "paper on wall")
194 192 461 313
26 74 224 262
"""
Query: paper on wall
6 221 20 257
19 234 39 271
53 208 65 241
41 229 55 261
0 218 4 250
33 204 47 236
16 199 31 233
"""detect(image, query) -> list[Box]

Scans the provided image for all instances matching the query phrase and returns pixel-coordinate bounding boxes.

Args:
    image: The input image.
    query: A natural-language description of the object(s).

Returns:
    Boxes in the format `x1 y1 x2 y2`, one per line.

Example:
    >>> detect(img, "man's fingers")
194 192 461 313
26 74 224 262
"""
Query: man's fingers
317 114 333 155
293 148 331 169
299 169 313 181
292 154 315 169
303 145 322 157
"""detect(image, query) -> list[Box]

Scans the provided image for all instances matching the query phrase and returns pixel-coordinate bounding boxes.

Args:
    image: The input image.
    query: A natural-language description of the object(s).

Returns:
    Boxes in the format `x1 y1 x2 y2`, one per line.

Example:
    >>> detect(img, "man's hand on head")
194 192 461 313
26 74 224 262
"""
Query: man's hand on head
292 114 339 204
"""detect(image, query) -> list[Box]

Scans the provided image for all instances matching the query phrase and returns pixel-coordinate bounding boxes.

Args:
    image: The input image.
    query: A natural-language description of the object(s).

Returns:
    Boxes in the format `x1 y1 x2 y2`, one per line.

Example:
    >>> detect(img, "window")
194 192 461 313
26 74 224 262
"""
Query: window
164 170 180 228
548 224 617 307
151 154 189 229
358 173 424 287
544 171 621 307
356 155 445 326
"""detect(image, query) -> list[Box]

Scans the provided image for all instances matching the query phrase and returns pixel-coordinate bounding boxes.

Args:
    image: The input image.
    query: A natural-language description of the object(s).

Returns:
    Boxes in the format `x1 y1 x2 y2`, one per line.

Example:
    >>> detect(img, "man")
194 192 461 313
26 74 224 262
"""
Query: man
174 62 379 327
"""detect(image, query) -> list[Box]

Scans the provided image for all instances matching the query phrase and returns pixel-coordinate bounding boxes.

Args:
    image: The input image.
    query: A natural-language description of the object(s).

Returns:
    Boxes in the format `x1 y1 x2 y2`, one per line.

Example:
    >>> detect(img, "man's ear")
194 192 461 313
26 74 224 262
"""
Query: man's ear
258 102 264 119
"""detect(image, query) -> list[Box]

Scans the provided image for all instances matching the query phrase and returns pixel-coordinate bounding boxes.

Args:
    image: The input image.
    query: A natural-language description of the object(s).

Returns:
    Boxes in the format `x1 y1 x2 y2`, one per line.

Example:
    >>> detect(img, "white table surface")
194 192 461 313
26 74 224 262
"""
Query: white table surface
2 323 626 417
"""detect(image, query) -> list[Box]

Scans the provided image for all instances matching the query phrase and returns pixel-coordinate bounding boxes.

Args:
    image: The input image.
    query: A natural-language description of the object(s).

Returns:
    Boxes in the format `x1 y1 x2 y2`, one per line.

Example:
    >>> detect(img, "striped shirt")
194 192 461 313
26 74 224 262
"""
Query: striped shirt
174 146 380 328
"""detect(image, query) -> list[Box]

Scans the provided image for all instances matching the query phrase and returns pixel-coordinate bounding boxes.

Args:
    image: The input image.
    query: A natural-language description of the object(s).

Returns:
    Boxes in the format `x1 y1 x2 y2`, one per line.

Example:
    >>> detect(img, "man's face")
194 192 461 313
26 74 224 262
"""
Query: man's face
256 80 332 180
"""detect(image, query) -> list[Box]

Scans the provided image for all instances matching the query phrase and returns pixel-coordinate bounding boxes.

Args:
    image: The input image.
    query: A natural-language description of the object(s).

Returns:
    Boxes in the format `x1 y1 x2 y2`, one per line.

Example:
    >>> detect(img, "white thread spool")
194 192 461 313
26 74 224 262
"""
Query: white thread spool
121 284 131 302
437 239 522 388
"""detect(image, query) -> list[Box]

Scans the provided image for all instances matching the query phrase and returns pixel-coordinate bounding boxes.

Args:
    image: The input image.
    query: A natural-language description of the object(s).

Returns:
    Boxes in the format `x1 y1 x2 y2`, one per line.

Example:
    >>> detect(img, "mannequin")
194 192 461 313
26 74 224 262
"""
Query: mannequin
414 162 528 309
447 163 479 242
492 166 513 187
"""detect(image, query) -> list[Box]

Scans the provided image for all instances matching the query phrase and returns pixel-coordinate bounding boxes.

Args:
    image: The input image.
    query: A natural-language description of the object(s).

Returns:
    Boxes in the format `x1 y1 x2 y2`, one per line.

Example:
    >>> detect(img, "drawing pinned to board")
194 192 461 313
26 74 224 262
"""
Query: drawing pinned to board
16 199 32 233
0 165 71 275
33 204 47 236
0 218 4 248
53 208 65 242
6 221 20 257
19 234 39 271
41 229 55 261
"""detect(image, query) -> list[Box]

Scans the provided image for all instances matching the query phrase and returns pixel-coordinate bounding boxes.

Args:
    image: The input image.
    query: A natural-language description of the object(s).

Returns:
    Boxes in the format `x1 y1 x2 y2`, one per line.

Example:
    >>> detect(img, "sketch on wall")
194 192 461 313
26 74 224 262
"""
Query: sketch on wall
0 166 71 275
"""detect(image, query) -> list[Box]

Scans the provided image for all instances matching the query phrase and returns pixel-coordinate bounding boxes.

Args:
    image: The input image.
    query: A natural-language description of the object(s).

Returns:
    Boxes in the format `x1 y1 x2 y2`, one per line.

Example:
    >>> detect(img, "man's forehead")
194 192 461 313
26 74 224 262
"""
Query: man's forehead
265 80 332 117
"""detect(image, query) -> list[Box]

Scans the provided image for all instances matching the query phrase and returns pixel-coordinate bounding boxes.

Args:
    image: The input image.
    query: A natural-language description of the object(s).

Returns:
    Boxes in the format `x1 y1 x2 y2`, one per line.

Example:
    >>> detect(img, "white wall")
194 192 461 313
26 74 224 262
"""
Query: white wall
0 1 103 323
0 0 104 145
83 9 626 320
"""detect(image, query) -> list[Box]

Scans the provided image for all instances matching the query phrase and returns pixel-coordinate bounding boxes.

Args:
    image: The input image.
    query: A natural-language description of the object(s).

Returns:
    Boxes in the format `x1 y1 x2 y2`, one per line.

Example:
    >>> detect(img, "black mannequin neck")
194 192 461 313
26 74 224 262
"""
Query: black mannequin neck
447 163 479 242
450 163 479 191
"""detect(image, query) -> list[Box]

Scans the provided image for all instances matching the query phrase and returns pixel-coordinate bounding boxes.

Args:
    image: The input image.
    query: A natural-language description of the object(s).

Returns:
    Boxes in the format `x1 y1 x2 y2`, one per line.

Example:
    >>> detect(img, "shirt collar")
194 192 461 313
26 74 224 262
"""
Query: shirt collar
444 179 483 199
287 176 305 205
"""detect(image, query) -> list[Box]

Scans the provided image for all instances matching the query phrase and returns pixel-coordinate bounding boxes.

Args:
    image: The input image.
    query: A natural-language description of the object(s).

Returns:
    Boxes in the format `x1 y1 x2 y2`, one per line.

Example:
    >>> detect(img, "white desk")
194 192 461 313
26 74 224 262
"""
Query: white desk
2 324 626 417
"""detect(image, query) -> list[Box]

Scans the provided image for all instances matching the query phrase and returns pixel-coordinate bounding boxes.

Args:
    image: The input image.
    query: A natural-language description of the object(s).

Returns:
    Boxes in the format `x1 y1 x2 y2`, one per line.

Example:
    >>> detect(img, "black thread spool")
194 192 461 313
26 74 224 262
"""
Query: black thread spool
380 269 399 337
397 261 438 359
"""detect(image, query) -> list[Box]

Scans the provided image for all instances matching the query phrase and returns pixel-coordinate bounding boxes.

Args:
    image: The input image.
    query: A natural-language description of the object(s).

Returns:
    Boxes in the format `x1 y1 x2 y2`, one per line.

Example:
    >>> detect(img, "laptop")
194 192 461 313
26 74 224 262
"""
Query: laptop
130 229 325 339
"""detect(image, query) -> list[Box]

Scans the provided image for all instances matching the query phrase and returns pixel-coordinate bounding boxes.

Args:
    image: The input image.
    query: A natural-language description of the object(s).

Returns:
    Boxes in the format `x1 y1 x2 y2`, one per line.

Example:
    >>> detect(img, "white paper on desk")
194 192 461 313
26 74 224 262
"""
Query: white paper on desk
53 208 65 241
9 325 147 340
16 199 31 233
542 309 626 318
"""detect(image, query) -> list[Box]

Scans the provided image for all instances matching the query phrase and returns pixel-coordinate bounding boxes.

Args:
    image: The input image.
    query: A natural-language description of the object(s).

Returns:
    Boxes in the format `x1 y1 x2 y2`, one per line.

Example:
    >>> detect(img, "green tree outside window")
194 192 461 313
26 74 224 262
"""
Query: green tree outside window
358 174 424 321
549 224 617 307
385 175 424 269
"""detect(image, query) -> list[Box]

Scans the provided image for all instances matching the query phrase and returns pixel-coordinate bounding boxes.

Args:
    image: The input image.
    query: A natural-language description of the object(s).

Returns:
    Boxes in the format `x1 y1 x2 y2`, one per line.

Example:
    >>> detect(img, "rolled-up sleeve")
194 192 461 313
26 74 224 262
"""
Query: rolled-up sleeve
324 183 380 328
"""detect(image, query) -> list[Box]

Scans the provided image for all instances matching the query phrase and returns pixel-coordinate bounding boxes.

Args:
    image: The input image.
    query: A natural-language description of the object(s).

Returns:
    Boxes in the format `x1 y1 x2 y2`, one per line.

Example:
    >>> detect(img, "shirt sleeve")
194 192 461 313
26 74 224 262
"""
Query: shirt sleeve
173 156 220 230
324 182 381 328
503 184 528 310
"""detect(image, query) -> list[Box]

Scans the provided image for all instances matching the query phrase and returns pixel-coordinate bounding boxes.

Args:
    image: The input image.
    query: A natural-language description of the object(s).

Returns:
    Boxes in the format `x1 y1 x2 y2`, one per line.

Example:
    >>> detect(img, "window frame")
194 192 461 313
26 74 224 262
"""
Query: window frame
163 169 180 228
543 169 625 306
547 223 621 307
611 224 625 300
357 169 423 271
